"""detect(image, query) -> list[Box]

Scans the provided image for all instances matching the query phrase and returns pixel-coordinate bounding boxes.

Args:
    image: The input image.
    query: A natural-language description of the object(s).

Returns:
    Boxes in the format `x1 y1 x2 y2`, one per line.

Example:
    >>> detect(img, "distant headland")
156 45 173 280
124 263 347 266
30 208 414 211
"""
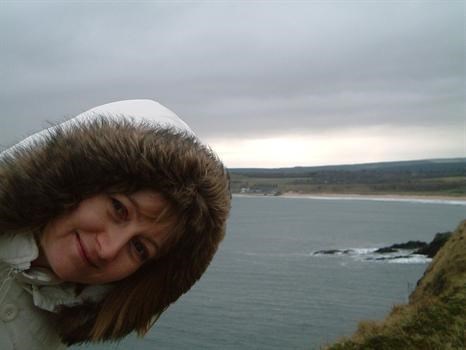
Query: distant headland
229 157 466 199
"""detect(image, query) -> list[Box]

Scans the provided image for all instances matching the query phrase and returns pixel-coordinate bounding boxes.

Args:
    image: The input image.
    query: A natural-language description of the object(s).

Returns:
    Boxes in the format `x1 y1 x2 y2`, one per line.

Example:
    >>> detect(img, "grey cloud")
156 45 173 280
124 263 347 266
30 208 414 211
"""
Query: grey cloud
0 1 464 145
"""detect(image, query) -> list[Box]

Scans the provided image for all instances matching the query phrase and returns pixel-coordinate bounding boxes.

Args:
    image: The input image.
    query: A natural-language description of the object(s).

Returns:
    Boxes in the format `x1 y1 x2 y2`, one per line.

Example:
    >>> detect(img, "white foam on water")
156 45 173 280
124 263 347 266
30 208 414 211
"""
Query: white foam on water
311 247 432 264
387 254 432 264
349 248 379 255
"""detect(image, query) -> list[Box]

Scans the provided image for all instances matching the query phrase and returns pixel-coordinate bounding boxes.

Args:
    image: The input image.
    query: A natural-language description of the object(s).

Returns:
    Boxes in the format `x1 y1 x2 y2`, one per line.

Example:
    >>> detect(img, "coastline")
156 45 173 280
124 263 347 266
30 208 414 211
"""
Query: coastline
233 192 466 205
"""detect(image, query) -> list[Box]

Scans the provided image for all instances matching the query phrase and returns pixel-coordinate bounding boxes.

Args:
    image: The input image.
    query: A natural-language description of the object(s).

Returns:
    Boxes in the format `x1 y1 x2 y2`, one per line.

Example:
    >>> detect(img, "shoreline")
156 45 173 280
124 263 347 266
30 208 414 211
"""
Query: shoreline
281 191 466 201
233 192 466 205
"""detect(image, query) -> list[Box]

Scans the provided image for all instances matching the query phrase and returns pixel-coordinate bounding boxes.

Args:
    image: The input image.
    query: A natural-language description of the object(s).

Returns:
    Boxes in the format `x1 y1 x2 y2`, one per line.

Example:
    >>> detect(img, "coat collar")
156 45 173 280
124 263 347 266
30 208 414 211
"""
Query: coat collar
0 232 110 312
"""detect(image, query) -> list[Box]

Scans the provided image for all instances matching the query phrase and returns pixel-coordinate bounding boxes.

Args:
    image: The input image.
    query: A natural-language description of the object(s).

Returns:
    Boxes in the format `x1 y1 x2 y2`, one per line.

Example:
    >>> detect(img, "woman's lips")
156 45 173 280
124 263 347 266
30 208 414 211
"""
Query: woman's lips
75 232 98 268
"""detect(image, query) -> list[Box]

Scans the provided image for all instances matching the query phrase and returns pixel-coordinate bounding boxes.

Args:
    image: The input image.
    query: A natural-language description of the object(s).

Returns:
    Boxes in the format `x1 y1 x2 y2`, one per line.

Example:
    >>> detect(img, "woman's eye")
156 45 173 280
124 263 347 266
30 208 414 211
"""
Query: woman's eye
132 239 149 262
111 198 128 220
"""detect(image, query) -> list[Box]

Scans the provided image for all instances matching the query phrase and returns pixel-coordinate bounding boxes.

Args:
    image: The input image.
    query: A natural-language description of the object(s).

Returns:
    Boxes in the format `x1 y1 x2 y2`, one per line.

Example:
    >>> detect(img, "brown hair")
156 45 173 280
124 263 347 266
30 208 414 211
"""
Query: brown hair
0 117 231 344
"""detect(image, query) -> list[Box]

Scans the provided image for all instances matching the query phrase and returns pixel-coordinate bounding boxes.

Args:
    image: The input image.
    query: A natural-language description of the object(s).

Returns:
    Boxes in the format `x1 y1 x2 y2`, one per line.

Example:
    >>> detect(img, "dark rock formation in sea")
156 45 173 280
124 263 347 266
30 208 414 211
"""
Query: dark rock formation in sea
313 249 354 255
374 232 452 258
313 231 452 261
414 232 452 258
374 240 427 253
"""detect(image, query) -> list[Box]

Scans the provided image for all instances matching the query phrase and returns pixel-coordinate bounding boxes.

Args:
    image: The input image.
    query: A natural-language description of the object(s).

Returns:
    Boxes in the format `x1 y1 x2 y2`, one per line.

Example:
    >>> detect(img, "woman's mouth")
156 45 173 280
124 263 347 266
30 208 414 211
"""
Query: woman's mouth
75 232 98 268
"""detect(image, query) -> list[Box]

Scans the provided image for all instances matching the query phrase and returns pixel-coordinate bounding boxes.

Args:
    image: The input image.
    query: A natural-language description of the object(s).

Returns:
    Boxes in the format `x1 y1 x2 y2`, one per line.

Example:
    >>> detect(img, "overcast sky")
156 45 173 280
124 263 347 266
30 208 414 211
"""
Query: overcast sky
1 1 464 167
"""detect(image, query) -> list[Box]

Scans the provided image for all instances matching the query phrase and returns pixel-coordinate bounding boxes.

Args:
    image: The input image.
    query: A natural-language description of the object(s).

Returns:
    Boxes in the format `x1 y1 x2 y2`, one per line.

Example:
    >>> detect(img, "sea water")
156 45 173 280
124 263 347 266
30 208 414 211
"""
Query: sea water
73 196 465 350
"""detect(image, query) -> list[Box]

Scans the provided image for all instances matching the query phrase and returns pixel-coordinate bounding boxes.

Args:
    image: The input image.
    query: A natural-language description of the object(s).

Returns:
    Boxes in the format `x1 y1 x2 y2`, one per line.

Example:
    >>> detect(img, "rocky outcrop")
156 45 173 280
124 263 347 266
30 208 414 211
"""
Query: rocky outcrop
313 249 354 255
313 231 452 261
373 232 452 259
414 232 452 258
374 241 427 253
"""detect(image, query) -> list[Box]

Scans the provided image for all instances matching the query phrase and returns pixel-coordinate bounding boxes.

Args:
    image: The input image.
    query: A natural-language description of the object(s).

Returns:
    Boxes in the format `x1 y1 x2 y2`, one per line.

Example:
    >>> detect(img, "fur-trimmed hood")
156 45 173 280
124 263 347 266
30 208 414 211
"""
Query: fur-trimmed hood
0 99 228 233
0 100 231 344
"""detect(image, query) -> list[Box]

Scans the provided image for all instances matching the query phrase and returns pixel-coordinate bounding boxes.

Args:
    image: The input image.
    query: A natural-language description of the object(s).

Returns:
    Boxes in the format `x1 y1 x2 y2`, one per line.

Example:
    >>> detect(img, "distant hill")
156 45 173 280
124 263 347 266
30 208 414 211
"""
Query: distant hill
324 219 466 349
228 158 466 196
229 157 466 175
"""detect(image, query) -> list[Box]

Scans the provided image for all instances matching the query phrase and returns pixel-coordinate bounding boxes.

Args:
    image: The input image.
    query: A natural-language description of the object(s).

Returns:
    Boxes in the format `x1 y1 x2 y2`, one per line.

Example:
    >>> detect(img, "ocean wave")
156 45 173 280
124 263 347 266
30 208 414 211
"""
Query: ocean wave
386 254 432 264
312 247 431 264
238 247 432 264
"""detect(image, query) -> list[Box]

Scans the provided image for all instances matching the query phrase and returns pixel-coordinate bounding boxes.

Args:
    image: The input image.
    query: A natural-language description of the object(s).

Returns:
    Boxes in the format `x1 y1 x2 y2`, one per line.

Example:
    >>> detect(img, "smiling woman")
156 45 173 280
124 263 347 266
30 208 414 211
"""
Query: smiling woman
0 100 231 349
36 191 174 284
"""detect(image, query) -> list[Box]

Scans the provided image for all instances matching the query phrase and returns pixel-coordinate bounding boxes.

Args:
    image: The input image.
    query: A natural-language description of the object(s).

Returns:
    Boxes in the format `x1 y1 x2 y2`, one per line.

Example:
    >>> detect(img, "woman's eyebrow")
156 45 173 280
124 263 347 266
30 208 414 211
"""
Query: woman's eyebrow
126 194 141 219
126 194 162 256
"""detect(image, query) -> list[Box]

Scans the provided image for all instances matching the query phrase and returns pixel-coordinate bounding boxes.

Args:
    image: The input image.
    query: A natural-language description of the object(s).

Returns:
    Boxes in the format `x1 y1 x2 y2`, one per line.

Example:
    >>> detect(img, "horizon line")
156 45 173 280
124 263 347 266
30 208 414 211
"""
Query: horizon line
227 156 466 170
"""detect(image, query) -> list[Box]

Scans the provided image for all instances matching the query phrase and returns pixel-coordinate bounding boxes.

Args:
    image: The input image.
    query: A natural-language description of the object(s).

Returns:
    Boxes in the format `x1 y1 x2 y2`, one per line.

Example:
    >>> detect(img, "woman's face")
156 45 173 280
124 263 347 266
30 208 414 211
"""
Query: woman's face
36 191 174 284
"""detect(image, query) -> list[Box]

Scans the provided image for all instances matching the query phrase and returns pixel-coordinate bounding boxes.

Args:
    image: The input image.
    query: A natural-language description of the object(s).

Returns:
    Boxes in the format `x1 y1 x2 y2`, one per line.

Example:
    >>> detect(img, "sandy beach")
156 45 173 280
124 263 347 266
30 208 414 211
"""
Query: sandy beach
281 191 466 201
234 192 466 205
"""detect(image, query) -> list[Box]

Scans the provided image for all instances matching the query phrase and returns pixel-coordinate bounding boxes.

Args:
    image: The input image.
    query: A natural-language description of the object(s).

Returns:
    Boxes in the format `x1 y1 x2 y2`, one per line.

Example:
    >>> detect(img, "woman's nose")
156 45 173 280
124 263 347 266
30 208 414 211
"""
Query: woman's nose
97 225 133 262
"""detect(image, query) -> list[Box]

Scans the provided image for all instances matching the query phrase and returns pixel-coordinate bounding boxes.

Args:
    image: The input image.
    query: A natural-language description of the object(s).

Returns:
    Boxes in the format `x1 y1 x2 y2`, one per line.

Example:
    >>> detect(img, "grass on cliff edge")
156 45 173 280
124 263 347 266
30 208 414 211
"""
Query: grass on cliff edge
324 220 466 350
